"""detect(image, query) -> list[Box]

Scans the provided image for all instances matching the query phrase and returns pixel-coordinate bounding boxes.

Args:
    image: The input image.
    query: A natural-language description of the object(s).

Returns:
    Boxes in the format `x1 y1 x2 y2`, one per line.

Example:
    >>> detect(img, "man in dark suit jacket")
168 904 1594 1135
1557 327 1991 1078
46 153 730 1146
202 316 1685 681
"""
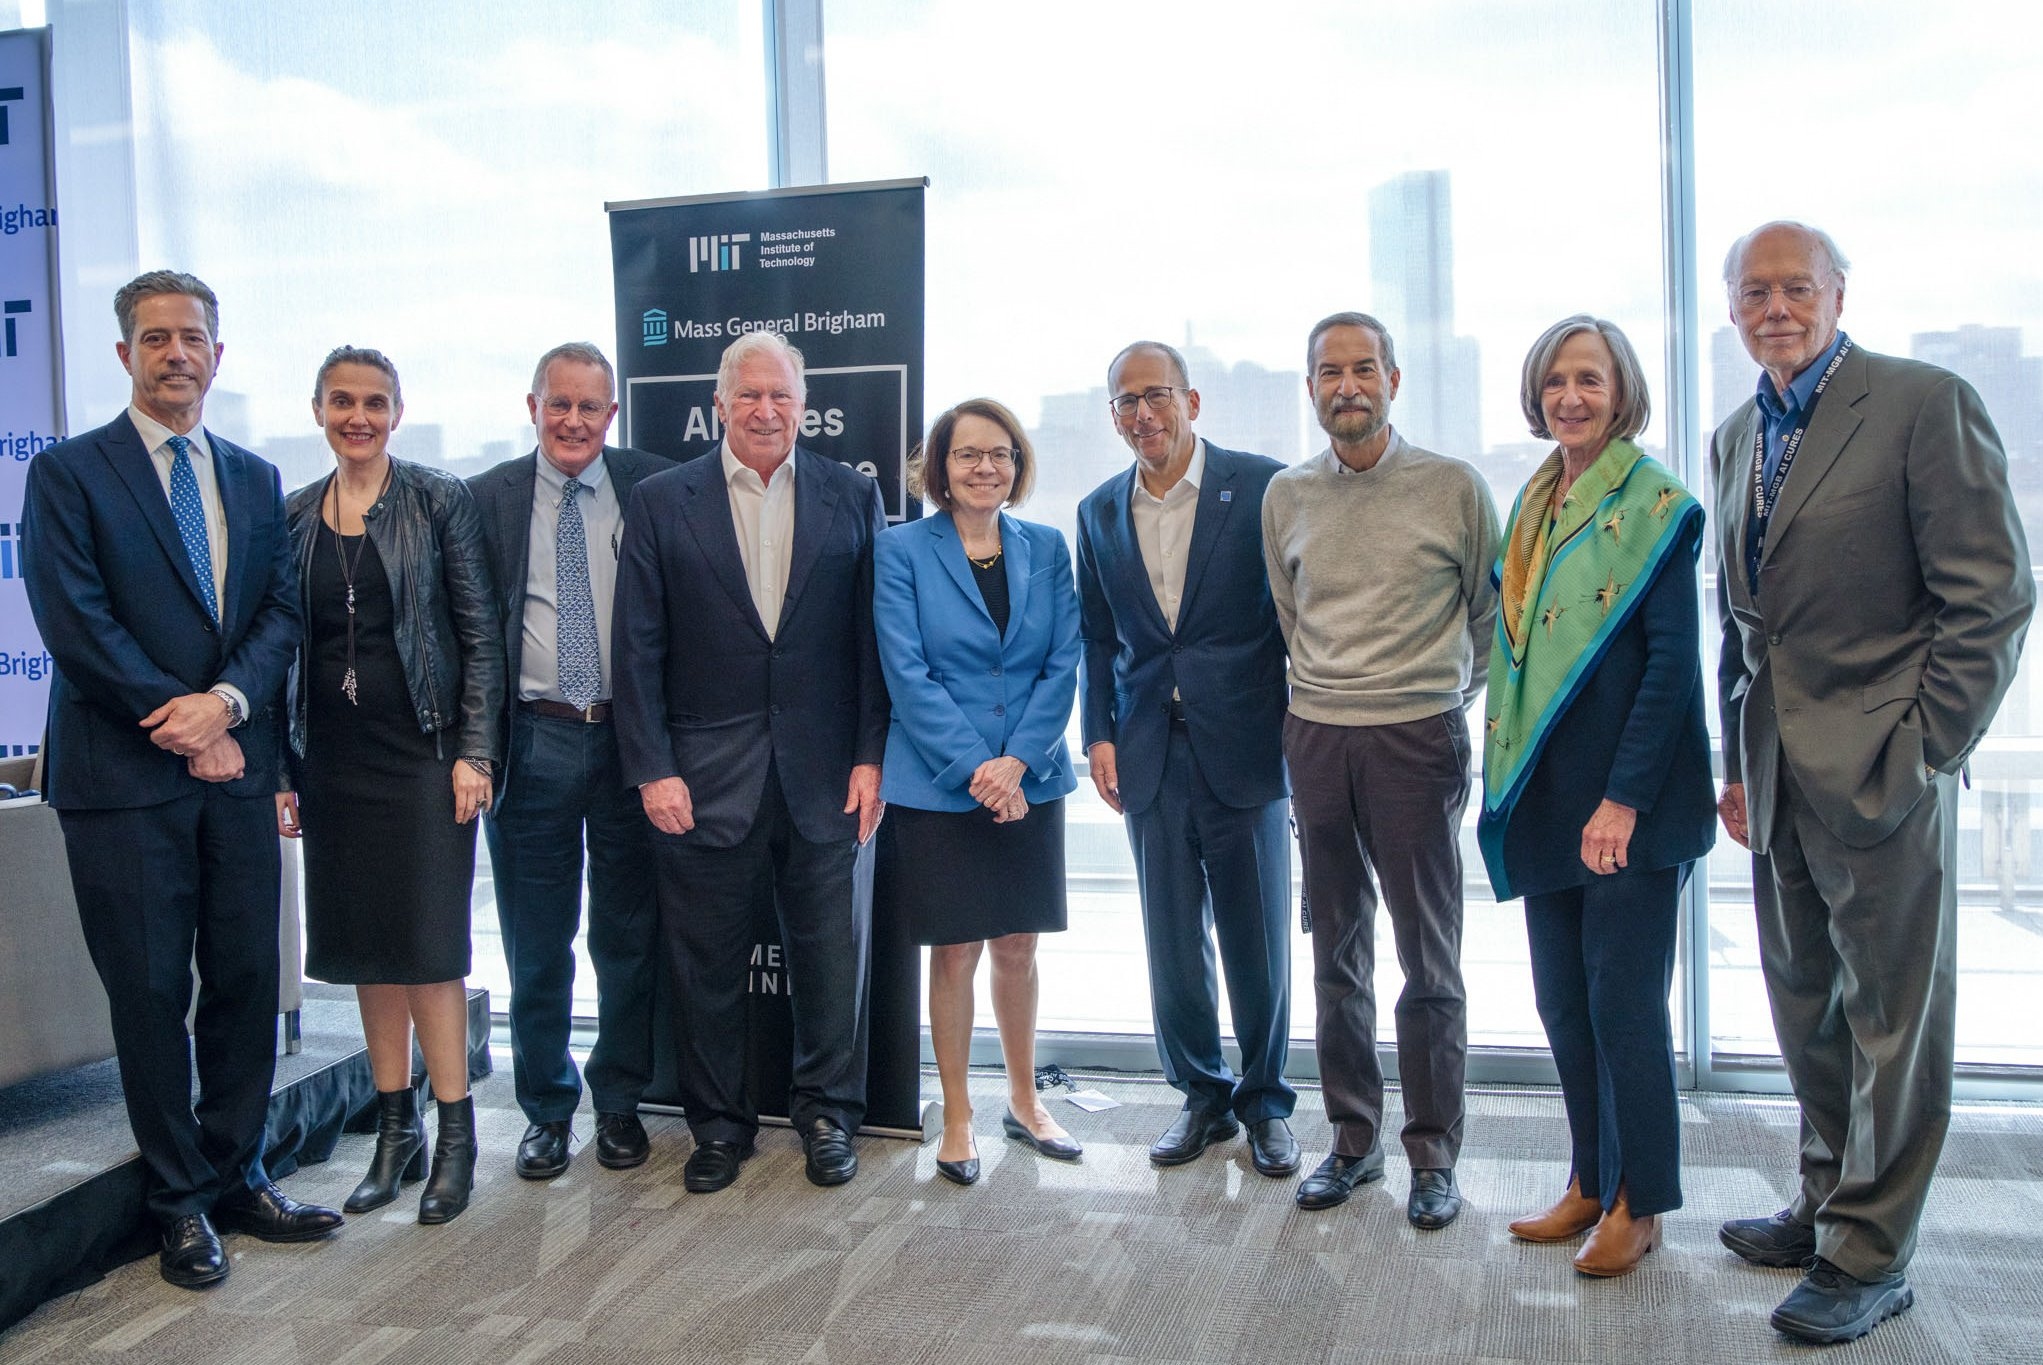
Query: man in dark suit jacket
1713 222 2033 1345
469 343 672 1181
613 330 887 1194
21 271 341 1290
1076 341 1298 1178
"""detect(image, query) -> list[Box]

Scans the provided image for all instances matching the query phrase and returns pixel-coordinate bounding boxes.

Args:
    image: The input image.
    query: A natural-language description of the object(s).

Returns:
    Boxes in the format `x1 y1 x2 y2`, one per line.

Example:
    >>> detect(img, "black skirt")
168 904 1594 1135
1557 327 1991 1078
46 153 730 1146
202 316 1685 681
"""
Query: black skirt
882 798 1068 947
300 524 477 985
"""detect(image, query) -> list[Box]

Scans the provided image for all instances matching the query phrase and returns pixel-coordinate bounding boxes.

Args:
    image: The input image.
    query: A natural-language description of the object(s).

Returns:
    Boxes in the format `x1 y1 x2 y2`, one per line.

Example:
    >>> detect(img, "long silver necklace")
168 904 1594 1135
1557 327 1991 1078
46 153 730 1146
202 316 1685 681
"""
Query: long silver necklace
326 464 391 705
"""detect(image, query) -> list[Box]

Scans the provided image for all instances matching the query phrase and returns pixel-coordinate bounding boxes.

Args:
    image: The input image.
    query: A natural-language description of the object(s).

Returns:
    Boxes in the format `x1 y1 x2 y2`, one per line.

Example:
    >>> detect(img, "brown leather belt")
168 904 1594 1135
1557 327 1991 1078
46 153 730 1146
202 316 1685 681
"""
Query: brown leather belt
521 698 611 724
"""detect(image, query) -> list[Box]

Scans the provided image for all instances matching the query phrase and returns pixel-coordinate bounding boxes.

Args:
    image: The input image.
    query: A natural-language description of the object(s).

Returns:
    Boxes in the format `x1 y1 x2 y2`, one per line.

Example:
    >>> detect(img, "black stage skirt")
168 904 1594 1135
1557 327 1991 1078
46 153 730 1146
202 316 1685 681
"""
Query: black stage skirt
882 798 1067 947
300 523 477 985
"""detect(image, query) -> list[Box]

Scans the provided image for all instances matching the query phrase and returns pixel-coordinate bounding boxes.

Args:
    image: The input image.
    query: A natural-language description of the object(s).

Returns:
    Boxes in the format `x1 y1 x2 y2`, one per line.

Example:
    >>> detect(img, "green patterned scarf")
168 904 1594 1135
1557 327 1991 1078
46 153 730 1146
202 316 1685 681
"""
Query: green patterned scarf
1481 439 1701 832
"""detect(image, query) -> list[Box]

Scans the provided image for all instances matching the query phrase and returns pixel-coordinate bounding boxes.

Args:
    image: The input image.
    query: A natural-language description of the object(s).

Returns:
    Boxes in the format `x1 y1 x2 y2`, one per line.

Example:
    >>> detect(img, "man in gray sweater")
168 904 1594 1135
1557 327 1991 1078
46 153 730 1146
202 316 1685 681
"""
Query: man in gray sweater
1261 311 1500 1229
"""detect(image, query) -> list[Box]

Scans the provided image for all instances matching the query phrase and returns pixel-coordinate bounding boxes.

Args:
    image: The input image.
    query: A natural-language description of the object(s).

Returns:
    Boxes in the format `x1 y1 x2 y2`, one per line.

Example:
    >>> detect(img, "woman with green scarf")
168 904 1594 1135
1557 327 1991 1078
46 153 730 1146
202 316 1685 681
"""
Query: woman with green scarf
1479 316 1715 1278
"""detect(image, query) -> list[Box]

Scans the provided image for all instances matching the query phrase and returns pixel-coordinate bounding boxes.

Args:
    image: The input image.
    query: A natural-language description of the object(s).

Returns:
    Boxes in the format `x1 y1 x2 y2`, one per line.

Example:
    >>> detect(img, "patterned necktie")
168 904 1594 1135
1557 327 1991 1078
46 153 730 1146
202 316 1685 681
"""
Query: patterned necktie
166 434 218 622
555 476 601 709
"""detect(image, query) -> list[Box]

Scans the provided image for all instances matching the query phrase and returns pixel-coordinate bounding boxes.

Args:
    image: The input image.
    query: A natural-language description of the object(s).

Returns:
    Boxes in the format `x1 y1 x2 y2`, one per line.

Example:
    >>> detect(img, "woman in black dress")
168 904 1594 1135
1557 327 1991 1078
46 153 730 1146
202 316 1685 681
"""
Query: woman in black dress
277 347 502 1224
873 399 1082 1185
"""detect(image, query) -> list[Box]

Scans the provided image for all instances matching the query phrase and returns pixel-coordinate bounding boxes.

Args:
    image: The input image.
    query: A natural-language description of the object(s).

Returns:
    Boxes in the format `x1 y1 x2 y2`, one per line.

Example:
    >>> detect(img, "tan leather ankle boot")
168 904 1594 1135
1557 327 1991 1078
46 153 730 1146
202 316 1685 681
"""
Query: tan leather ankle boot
1572 1188 1661 1277
1509 1175 1604 1243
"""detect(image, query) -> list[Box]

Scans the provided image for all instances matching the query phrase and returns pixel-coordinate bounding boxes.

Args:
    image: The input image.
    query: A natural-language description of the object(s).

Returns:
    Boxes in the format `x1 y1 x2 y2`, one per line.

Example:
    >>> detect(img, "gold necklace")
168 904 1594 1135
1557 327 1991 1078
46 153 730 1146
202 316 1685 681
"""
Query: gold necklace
965 545 1002 570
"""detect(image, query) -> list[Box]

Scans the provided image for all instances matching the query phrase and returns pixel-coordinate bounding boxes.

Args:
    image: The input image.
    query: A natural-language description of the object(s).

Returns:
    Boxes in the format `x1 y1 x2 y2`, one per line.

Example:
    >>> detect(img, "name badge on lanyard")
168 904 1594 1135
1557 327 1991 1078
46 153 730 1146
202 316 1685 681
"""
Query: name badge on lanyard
1748 338 1853 589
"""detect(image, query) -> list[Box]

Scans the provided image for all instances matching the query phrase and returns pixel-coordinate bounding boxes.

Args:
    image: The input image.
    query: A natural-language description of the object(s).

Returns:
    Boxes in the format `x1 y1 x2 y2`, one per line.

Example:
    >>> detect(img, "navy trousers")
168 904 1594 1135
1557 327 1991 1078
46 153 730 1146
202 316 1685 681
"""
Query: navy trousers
62 788 281 1223
651 764 871 1144
1524 862 1687 1217
484 709 658 1124
1126 725 1294 1121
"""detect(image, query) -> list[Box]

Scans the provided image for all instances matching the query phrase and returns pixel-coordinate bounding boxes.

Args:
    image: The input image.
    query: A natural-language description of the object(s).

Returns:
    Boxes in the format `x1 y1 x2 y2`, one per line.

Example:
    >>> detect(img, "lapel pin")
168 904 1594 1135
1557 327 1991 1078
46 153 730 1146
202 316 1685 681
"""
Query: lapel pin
1219 490 1233 503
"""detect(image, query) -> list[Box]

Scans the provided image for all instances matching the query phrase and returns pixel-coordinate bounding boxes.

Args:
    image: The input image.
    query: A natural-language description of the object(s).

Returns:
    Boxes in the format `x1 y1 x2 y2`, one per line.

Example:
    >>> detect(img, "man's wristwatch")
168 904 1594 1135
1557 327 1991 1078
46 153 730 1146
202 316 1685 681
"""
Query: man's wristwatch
210 688 244 729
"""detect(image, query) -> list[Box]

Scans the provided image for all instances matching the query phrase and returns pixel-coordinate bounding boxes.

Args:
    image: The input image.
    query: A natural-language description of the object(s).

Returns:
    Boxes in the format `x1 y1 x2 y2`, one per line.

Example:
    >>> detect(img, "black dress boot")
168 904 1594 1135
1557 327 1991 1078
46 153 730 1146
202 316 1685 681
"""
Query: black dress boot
417 1095 477 1225
344 1088 429 1214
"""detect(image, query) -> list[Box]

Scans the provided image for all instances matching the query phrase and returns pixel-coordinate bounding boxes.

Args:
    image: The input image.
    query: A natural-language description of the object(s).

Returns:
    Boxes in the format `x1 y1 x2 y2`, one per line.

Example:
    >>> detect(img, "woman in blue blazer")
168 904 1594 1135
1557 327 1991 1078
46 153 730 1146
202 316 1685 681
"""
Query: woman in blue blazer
874 398 1082 1185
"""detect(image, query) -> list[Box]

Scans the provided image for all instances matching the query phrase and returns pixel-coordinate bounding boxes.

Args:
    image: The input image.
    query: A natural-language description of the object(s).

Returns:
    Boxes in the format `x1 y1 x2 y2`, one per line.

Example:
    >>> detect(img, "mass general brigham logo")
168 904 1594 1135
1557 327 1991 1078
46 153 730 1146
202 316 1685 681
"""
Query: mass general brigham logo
641 309 668 347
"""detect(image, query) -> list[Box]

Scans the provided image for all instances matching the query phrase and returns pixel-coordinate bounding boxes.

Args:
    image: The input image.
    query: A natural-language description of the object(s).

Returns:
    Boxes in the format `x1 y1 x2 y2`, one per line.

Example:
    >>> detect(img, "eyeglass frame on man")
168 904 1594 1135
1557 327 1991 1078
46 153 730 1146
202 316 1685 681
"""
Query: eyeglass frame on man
1731 277 1833 312
1108 386 1188 419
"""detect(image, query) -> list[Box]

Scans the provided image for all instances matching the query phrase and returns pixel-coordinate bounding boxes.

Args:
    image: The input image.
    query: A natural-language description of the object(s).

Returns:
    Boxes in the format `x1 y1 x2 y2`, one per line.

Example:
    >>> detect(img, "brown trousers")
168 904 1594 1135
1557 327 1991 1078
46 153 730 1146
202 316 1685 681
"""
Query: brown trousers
1285 711 1469 1169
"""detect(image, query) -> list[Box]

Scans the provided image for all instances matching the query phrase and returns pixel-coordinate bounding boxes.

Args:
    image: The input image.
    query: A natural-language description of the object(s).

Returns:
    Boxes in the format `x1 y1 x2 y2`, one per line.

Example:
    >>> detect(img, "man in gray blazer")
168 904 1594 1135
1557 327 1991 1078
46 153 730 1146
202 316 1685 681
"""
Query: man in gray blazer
470 343 671 1180
1713 221 2033 1345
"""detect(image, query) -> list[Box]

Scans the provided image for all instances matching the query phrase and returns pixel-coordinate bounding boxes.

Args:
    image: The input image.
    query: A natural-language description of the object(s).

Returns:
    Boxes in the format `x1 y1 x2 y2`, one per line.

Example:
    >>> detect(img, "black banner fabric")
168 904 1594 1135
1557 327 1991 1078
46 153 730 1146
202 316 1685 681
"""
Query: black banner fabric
609 180 926 1136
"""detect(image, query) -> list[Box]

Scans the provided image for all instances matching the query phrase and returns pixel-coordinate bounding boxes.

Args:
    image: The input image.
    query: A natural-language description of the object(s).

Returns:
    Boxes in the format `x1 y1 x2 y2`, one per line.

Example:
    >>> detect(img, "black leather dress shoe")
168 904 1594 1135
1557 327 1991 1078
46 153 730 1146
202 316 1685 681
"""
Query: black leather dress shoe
1770 1258 1914 1344
1003 1108 1083 1161
214 1182 344 1242
1407 1168 1463 1229
683 1139 754 1193
1149 1108 1238 1166
1295 1148 1386 1210
159 1214 228 1289
516 1121 573 1180
1719 1208 1817 1266
803 1118 859 1186
595 1111 650 1169
1246 1117 1301 1176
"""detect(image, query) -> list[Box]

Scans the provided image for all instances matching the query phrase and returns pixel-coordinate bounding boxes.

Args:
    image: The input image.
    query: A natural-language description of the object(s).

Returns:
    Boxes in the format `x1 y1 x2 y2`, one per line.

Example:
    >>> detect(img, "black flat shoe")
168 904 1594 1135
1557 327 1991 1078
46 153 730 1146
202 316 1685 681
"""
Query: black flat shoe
595 1111 651 1169
1295 1148 1386 1210
683 1139 755 1194
215 1181 344 1242
935 1155 981 1186
1246 1117 1301 1176
1003 1108 1082 1161
802 1118 859 1186
1149 1107 1238 1166
515 1120 573 1180
159 1213 228 1289
1407 1168 1463 1229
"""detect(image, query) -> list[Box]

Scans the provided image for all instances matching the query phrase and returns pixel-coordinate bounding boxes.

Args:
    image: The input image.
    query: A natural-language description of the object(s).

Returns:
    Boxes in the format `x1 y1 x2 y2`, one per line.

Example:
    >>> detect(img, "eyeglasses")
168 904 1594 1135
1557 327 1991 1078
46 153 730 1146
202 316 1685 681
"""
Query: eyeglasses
1108 386 1185 418
1732 280 1829 311
949 446 1016 468
543 397 614 420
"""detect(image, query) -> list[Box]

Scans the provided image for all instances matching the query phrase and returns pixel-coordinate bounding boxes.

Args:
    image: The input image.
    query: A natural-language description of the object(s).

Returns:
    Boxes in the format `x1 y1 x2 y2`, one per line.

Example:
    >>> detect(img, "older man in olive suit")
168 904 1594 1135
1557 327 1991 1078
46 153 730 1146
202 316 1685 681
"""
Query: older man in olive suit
1713 221 2032 1345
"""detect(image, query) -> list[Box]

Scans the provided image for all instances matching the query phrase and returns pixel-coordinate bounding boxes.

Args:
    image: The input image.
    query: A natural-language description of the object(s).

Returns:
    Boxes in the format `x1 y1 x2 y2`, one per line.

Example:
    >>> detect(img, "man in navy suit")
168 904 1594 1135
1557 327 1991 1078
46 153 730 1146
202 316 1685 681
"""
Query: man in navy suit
613 330 887 1193
470 343 672 1180
1076 341 1298 1177
22 271 342 1289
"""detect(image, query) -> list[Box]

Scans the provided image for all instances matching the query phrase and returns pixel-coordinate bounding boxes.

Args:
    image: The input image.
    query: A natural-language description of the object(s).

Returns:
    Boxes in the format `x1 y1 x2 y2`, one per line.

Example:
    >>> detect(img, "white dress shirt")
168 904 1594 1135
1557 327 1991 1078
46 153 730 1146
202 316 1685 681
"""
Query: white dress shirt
1131 438 1205 632
130 404 246 719
722 440 797 638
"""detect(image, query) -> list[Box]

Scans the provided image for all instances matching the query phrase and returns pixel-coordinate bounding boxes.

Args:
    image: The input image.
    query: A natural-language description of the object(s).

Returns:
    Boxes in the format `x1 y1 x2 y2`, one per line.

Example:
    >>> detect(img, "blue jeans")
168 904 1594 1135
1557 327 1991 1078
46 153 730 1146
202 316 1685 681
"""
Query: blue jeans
483 708 658 1123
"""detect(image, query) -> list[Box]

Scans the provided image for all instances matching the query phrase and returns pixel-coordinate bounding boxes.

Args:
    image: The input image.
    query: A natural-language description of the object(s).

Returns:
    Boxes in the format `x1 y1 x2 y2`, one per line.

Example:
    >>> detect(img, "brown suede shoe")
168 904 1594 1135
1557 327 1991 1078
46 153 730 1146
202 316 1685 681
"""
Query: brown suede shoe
1509 1175 1604 1243
1573 1191 1661 1278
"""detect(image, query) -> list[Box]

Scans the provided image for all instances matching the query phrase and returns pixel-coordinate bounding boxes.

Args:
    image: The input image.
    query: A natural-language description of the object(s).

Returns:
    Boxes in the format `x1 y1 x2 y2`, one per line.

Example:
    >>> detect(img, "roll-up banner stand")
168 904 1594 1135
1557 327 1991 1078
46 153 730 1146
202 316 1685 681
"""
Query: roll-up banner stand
0 27 63 767
607 178 926 1136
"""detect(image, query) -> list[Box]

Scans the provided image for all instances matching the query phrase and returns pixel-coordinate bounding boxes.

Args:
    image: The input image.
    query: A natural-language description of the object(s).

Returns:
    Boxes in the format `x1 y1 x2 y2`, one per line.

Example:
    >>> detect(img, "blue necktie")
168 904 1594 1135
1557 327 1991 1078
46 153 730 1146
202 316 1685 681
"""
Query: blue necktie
555 477 601 709
166 434 218 622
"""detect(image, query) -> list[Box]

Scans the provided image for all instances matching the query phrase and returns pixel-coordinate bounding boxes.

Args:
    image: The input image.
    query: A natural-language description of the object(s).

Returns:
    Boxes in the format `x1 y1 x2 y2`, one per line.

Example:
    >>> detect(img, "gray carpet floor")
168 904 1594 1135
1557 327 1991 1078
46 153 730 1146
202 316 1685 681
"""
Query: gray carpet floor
2 1067 2039 1364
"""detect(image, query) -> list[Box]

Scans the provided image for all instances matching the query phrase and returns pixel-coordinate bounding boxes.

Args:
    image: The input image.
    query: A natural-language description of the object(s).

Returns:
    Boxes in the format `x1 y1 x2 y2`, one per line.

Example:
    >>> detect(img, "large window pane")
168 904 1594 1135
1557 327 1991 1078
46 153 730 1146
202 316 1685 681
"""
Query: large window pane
1694 1 2043 1068
829 0 1669 1052
123 1 769 1011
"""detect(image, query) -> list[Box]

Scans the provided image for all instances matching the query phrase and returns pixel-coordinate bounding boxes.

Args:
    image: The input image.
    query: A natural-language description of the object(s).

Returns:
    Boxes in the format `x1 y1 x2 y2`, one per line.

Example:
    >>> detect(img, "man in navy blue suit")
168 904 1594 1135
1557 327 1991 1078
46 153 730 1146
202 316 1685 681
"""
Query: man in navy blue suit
22 271 342 1289
613 330 888 1194
1076 341 1298 1178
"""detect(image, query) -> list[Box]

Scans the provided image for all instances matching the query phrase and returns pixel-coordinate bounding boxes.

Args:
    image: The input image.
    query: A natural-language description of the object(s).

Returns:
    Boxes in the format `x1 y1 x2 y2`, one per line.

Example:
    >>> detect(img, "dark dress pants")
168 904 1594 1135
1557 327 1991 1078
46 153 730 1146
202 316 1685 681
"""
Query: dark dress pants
484 708 658 1123
60 788 281 1224
1285 711 1469 1168
1127 724 1294 1122
1756 758 1958 1279
1524 862 1686 1217
653 763 870 1145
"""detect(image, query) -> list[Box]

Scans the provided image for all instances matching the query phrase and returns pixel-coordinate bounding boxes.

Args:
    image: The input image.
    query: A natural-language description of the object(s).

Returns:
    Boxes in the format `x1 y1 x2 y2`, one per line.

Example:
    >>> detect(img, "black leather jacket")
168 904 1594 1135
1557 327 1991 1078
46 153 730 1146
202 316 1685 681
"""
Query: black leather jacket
281 458 504 780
